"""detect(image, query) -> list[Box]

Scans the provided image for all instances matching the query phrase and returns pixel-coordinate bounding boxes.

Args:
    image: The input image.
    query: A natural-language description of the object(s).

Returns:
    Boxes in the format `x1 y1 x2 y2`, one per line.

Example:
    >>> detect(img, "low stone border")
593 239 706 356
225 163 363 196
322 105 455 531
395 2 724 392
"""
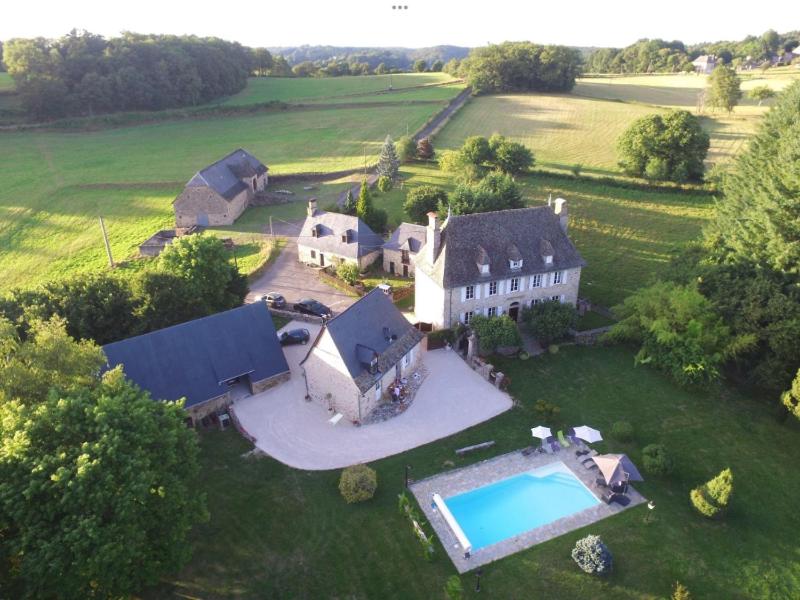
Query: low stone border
409 448 646 573
362 363 430 425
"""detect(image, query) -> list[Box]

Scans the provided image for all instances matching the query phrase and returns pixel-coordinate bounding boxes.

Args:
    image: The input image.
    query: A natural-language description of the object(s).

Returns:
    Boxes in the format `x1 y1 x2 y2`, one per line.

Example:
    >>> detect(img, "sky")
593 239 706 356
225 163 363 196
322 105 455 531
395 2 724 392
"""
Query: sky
2 0 797 48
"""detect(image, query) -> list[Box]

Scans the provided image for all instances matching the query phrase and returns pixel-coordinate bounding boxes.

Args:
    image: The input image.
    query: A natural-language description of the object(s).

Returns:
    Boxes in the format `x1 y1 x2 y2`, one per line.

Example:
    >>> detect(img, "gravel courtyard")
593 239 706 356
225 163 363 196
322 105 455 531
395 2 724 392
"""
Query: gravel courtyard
233 321 513 470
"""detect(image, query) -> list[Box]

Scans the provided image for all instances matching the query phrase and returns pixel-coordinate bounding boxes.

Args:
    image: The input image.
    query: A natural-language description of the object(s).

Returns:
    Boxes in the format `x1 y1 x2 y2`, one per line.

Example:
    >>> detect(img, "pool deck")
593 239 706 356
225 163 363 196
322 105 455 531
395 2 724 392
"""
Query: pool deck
409 447 646 573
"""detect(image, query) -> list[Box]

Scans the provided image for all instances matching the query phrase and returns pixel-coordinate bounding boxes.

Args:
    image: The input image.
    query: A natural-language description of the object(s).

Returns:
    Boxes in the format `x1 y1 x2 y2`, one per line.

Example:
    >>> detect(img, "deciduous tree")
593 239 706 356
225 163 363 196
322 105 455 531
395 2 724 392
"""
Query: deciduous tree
404 186 448 223
707 65 742 113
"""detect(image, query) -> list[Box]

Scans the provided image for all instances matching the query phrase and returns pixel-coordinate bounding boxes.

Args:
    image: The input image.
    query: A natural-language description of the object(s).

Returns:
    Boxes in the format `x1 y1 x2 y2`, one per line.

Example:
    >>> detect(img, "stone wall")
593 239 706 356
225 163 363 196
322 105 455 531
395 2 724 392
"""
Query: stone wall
383 249 415 277
174 185 251 227
186 392 232 425
251 370 291 394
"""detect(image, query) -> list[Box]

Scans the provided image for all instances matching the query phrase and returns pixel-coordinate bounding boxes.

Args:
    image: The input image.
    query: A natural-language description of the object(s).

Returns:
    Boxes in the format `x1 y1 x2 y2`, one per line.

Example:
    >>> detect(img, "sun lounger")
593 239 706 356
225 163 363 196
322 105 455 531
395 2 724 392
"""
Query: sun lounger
602 491 631 506
328 413 343 426
521 446 535 457
557 430 570 448
575 449 590 457
581 457 598 469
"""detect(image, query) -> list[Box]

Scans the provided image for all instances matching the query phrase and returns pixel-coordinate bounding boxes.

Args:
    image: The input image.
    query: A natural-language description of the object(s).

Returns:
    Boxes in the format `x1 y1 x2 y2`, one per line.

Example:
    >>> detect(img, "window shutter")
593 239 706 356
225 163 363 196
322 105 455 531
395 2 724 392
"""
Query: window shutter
475 284 481 300
498 280 504 294
562 270 568 284
461 286 466 302
460 312 465 323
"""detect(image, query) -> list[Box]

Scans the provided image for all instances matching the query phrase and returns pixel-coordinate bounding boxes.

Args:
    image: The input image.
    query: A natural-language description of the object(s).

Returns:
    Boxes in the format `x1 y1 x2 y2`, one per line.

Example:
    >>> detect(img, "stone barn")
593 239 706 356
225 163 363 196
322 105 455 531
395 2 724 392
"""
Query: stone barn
173 148 268 228
102 303 289 426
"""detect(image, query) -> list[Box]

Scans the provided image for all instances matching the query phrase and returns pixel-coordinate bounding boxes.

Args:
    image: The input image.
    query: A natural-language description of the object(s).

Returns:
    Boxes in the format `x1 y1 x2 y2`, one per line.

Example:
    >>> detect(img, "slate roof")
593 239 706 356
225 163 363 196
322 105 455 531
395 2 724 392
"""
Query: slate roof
417 206 586 289
102 303 289 409
384 222 427 254
304 289 424 393
185 148 268 201
298 210 385 259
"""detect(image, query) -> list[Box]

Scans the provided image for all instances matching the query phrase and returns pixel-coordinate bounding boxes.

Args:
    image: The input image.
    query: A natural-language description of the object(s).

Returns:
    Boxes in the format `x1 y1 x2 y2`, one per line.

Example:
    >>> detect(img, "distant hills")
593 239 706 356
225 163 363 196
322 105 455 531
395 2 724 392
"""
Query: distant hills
267 45 471 69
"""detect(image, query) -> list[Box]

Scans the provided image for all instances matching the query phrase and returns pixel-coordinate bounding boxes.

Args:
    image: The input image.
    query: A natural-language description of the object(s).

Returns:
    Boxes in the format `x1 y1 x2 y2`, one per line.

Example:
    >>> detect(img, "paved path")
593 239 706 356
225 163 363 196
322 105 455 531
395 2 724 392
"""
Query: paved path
233 322 513 470
413 86 472 141
246 243 358 313
336 172 379 208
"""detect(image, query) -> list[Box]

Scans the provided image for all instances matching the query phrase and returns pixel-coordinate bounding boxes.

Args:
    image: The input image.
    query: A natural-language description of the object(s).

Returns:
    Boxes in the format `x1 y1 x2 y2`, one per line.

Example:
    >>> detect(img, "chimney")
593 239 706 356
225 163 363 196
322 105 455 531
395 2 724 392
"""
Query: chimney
307 198 318 217
553 197 568 233
425 211 441 265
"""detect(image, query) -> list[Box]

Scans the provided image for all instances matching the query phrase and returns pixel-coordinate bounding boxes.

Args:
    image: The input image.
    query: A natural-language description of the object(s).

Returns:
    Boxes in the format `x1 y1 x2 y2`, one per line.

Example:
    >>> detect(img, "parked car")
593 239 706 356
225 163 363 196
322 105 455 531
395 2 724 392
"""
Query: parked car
279 328 311 346
259 292 286 309
293 298 332 319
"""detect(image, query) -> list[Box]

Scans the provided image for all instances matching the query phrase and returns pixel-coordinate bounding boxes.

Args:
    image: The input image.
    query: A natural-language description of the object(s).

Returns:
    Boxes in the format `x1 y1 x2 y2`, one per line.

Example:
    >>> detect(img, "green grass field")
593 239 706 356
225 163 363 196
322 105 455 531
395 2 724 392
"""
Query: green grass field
221 73 461 105
0 101 448 291
436 71 800 174
0 72 14 92
142 345 800 599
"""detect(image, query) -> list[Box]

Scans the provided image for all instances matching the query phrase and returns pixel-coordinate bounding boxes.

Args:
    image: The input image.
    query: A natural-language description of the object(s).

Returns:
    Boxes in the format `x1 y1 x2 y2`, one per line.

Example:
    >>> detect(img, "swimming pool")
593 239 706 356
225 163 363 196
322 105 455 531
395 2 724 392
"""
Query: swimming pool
443 462 600 551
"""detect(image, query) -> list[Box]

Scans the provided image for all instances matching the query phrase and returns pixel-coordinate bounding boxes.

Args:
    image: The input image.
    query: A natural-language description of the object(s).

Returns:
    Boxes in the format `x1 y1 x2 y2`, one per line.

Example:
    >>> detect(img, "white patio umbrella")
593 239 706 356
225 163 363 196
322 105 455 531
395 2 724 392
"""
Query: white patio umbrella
573 425 603 444
530 426 552 440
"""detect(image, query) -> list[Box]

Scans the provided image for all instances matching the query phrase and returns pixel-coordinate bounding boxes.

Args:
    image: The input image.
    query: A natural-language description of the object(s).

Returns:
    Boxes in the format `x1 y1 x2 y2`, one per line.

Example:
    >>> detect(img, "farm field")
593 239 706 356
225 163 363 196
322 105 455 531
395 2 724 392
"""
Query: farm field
0 102 446 291
143 345 800 599
437 71 800 173
221 72 462 105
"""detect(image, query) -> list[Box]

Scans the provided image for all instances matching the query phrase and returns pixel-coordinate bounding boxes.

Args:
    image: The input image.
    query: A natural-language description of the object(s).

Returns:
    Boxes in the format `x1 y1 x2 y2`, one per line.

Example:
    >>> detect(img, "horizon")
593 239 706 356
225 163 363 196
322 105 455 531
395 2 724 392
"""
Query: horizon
1 0 798 50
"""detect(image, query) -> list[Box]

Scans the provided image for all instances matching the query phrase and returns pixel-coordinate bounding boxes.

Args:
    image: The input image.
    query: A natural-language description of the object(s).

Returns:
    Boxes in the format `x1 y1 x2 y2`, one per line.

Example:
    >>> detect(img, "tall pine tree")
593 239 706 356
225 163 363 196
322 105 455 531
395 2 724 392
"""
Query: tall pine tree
376 135 400 180
356 179 373 223
343 189 356 215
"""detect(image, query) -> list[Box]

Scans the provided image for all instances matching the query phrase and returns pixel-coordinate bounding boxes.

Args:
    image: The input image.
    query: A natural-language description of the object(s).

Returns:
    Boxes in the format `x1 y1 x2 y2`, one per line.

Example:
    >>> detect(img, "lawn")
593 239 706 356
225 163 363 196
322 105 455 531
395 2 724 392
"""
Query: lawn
0 72 15 92
0 102 448 291
436 71 800 175
220 73 460 105
142 344 800 599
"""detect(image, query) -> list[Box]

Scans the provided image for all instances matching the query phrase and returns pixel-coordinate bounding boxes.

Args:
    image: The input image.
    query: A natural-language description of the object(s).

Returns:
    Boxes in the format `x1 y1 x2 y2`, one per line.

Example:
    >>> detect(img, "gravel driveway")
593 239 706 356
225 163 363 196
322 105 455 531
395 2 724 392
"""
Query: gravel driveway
232 321 513 470
246 238 358 314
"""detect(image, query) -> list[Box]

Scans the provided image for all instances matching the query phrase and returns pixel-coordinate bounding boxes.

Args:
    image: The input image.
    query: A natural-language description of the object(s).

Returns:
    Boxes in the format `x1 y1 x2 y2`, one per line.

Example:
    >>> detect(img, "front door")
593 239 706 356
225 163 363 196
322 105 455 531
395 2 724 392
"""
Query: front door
389 261 395 274
509 302 520 322
403 264 409 277
320 253 325 267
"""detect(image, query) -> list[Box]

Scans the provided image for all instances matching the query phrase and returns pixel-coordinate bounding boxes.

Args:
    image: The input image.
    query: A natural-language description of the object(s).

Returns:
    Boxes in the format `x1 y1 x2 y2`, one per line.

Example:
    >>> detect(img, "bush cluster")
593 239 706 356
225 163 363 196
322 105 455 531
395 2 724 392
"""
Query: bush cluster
690 468 733 519
611 420 634 442
642 443 673 475
338 464 378 504
469 315 522 354
335 262 360 286
571 534 613 575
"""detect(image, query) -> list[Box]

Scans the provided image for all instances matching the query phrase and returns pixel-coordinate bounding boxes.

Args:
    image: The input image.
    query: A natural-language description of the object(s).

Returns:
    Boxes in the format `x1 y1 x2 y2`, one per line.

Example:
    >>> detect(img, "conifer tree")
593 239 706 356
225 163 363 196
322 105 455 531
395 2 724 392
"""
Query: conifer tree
376 135 400 180
342 189 356 215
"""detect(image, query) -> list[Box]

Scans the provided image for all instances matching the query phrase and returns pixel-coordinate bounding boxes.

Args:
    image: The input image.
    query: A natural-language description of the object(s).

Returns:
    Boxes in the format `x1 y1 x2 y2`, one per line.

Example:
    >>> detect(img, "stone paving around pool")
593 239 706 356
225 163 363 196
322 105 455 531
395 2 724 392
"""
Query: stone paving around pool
410 447 646 573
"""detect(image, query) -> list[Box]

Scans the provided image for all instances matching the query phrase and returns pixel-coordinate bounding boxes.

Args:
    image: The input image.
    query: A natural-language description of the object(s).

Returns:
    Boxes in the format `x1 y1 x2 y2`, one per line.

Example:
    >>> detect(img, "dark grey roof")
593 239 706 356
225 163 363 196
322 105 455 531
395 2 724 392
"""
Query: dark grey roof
102 303 289 409
384 222 427 254
186 148 268 201
298 210 384 258
306 289 424 393
418 206 586 288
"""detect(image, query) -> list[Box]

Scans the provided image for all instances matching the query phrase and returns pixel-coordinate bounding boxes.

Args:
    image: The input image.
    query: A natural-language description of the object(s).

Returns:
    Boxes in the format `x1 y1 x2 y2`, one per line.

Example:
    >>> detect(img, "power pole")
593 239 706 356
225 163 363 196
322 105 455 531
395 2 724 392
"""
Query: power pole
98 216 114 267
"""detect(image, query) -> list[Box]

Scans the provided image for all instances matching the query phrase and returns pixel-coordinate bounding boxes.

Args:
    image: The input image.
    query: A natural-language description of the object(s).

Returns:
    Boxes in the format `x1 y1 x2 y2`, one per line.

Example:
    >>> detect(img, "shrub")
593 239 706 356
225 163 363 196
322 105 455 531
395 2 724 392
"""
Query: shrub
336 262 360 286
396 135 416 162
522 301 578 346
642 444 673 475
377 175 392 193
672 581 692 600
403 185 448 224
690 468 733 518
534 400 561 423
338 464 377 503
491 139 534 175
571 534 613 575
444 575 464 600
611 420 634 442
416 137 434 159
427 328 454 349
469 314 522 354
548 343 560 354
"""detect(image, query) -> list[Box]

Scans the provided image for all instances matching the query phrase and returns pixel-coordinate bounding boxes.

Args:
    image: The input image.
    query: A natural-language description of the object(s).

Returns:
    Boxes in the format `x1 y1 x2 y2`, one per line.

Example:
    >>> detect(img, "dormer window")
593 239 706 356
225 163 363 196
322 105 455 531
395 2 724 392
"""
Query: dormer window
480 263 490 275
544 255 553 265
510 259 523 270
341 230 351 243
311 224 319 238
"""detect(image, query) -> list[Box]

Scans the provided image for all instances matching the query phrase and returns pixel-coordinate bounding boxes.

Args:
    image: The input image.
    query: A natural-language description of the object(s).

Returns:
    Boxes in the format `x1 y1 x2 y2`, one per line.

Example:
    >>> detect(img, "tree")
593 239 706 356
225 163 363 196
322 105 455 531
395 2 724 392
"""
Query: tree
690 468 733 518
292 61 318 77
672 582 692 600
416 137 434 159
781 369 800 420
748 85 776 106
431 59 444 72
396 135 416 162
132 271 207 333
404 186 448 224
342 188 357 215
338 464 377 503
460 135 492 166
0 316 106 405
469 315 522 354
356 180 388 233
448 172 524 216
491 139 534 175
376 135 400 181
375 62 388 75
158 234 247 315
707 65 742 113
0 369 207 598
413 59 427 72
617 110 709 182
571 535 613 575
377 175 392 192
762 29 781 55
462 42 582 94
438 149 483 183
608 281 755 387
522 301 578 346
251 48 273 77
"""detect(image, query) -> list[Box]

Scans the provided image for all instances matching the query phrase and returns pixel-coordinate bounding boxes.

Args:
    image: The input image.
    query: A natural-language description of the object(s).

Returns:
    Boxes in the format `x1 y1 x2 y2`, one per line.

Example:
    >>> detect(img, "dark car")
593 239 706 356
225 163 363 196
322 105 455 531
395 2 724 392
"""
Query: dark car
279 328 311 346
259 292 286 309
293 298 332 319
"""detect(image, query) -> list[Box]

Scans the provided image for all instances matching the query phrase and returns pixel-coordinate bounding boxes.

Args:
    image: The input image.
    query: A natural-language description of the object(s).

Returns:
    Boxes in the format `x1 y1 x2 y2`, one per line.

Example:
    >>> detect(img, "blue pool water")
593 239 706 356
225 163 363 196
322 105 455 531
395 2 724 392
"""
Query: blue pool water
444 464 600 551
